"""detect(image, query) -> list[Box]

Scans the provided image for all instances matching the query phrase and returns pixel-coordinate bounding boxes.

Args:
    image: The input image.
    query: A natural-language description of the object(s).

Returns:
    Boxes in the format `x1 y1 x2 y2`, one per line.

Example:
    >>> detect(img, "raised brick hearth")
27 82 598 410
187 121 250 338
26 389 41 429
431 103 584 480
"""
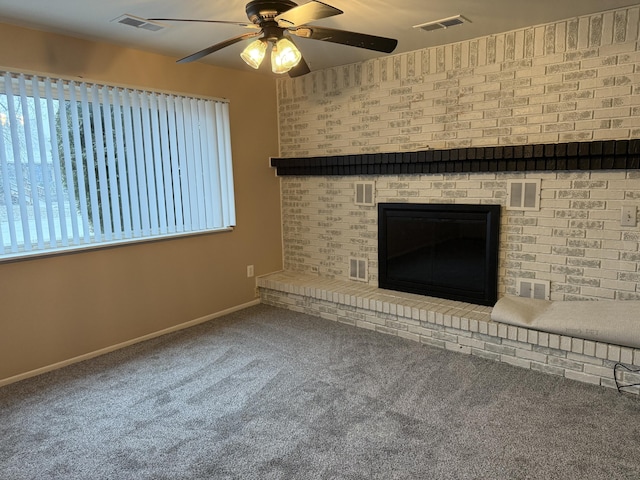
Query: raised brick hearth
258 271 640 395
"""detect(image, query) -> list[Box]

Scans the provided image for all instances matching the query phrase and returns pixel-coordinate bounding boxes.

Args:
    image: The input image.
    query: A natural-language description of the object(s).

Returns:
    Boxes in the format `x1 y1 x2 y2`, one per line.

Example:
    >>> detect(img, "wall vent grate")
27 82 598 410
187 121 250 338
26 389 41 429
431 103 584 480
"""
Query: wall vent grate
354 181 375 206
507 179 541 211
517 279 550 300
349 258 368 282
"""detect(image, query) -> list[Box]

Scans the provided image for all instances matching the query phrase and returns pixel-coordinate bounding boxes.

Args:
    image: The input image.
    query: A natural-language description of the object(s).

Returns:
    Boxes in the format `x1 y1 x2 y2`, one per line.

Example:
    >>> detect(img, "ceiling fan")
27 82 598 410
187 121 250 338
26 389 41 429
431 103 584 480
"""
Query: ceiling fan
150 0 398 77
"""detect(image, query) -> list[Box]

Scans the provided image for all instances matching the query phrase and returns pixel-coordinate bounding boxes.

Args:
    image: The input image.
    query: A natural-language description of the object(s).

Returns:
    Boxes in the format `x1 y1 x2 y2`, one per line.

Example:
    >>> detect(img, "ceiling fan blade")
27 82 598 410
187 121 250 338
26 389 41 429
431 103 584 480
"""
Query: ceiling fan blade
290 26 397 53
148 18 259 29
288 56 311 78
276 1 342 27
177 31 261 64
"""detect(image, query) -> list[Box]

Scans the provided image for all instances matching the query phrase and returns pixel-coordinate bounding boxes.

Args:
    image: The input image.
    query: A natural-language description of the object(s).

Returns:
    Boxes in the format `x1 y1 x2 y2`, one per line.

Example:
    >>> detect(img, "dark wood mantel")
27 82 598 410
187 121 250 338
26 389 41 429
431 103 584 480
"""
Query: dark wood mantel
271 140 640 176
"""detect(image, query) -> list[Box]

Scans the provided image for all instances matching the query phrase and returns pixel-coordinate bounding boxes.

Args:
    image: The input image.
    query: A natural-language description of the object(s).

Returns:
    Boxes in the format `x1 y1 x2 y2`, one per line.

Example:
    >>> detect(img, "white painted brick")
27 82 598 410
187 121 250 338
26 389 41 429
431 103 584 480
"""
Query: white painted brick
560 336 572 351
584 363 616 378
320 312 338 322
428 311 436 323
460 318 470 331
517 327 529 343
531 361 565 376
583 340 596 357
608 345 622 362
571 338 584 354
502 355 532 369
356 320 378 331
446 342 472 355
497 337 532 355
601 378 619 390
458 336 486 350
498 324 508 338
538 332 550 347
408 325 434 337
479 321 489 335
564 369 601 385
595 343 609 359
397 330 421 342
516 348 548 363
566 352 604 366
620 347 634 365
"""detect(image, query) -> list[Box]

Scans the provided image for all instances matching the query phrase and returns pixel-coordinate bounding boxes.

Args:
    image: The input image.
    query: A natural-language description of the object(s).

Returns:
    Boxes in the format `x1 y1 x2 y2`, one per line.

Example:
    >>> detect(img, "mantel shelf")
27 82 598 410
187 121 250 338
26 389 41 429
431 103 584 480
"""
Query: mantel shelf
271 139 640 176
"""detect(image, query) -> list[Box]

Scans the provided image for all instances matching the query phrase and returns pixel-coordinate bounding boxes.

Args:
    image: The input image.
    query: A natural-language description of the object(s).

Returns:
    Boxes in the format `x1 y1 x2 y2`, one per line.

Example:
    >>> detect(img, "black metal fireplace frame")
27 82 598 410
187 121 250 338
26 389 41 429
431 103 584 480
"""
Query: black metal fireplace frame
378 203 501 306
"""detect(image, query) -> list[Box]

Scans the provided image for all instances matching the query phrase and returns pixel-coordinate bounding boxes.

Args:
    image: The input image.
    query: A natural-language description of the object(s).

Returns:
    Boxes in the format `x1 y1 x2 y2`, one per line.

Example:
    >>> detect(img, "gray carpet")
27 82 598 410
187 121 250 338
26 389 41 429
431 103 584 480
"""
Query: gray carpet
1 304 639 480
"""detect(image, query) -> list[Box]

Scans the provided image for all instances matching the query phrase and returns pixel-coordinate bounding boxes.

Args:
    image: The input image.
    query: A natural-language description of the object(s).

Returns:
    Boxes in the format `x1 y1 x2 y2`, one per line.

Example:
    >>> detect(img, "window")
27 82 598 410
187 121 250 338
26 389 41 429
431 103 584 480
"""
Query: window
0 71 235 260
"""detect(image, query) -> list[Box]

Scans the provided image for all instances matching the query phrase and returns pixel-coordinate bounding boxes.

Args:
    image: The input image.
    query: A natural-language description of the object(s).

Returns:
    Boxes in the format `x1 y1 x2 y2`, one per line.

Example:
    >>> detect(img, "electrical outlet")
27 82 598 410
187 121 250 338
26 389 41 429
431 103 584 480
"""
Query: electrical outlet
247 265 254 278
621 206 637 227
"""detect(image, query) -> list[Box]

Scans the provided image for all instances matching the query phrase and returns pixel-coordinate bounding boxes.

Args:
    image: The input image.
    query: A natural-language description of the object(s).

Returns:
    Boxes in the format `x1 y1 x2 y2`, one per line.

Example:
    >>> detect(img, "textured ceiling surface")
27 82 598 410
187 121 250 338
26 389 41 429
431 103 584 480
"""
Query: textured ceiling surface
0 1 638 74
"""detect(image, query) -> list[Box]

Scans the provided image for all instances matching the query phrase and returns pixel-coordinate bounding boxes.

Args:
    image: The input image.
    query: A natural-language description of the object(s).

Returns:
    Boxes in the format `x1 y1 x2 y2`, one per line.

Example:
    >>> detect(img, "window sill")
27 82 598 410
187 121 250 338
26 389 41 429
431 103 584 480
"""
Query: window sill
0 227 234 264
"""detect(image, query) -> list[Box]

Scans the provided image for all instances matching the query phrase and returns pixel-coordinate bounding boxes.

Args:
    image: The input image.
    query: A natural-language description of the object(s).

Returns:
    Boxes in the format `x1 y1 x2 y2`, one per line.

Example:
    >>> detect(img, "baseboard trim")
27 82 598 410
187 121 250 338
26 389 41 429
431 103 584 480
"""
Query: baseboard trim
0 299 261 388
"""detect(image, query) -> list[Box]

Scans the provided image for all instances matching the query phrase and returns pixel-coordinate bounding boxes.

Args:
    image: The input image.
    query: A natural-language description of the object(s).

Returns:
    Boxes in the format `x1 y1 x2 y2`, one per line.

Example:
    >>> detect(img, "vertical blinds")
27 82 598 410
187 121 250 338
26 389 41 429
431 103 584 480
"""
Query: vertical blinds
0 72 235 258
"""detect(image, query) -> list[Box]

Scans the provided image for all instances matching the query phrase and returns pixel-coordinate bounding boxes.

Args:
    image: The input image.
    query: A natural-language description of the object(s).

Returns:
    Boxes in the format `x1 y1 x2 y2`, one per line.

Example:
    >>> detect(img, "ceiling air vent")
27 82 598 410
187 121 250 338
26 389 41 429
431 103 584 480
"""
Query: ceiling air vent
112 14 167 32
413 15 470 32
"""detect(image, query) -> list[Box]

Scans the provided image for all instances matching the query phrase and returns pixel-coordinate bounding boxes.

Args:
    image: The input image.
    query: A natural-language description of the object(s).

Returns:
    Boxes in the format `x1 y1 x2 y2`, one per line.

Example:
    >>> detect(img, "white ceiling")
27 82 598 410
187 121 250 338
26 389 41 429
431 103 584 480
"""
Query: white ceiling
1 0 638 75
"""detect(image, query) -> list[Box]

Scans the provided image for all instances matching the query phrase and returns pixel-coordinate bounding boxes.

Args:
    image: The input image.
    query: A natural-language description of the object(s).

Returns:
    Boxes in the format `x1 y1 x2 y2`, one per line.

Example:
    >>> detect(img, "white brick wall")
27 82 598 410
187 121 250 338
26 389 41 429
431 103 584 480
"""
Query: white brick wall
282 171 640 301
278 5 640 155
277 5 640 302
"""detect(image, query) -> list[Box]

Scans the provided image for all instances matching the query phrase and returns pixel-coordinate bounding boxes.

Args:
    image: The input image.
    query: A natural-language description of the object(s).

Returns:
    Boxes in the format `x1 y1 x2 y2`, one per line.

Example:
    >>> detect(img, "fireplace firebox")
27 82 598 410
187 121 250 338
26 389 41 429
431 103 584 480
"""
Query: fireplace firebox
378 203 501 306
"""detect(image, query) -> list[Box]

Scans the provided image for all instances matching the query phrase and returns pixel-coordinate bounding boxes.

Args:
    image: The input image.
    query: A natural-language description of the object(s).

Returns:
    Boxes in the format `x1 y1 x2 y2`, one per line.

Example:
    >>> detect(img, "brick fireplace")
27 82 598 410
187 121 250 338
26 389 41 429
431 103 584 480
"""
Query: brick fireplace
258 4 640 393
273 167 640 302
272 3 640 303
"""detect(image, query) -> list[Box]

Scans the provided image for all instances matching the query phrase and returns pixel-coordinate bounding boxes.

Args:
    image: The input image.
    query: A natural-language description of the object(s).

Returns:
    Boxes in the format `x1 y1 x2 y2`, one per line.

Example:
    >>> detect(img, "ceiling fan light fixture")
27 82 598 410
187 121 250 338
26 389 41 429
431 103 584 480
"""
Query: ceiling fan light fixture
271 37 302 74
162 0 398 76
240 39 268 68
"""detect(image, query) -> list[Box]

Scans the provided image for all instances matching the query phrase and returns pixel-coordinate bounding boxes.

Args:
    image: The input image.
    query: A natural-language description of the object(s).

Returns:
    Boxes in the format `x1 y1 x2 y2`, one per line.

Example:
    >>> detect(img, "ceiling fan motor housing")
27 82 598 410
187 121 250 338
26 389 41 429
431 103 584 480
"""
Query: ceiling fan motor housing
245 0 297 24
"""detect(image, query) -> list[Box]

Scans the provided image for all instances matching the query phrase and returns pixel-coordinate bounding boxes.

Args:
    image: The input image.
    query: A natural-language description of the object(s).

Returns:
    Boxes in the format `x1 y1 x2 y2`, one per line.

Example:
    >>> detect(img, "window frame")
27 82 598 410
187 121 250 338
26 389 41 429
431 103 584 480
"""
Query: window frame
0 69 236 262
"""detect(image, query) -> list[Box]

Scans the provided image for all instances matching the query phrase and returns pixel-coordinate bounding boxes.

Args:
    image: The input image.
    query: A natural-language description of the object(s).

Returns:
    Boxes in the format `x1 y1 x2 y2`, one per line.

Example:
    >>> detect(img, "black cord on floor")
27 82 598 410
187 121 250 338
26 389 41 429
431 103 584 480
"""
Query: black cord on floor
614 362 640 393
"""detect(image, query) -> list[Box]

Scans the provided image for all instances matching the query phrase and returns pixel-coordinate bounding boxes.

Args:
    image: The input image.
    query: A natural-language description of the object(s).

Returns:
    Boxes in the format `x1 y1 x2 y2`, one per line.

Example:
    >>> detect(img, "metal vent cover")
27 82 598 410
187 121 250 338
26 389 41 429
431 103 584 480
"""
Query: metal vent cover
112 14 166 32
354 181 375 206
413 15 470 32
349 258 368 282
517 279 550 300
507 179 541 211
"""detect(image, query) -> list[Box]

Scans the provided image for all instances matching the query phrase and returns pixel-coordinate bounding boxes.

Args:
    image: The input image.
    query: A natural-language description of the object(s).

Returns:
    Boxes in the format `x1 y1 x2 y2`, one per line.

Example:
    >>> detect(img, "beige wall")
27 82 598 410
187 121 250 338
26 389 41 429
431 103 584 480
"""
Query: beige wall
0 24 283 382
